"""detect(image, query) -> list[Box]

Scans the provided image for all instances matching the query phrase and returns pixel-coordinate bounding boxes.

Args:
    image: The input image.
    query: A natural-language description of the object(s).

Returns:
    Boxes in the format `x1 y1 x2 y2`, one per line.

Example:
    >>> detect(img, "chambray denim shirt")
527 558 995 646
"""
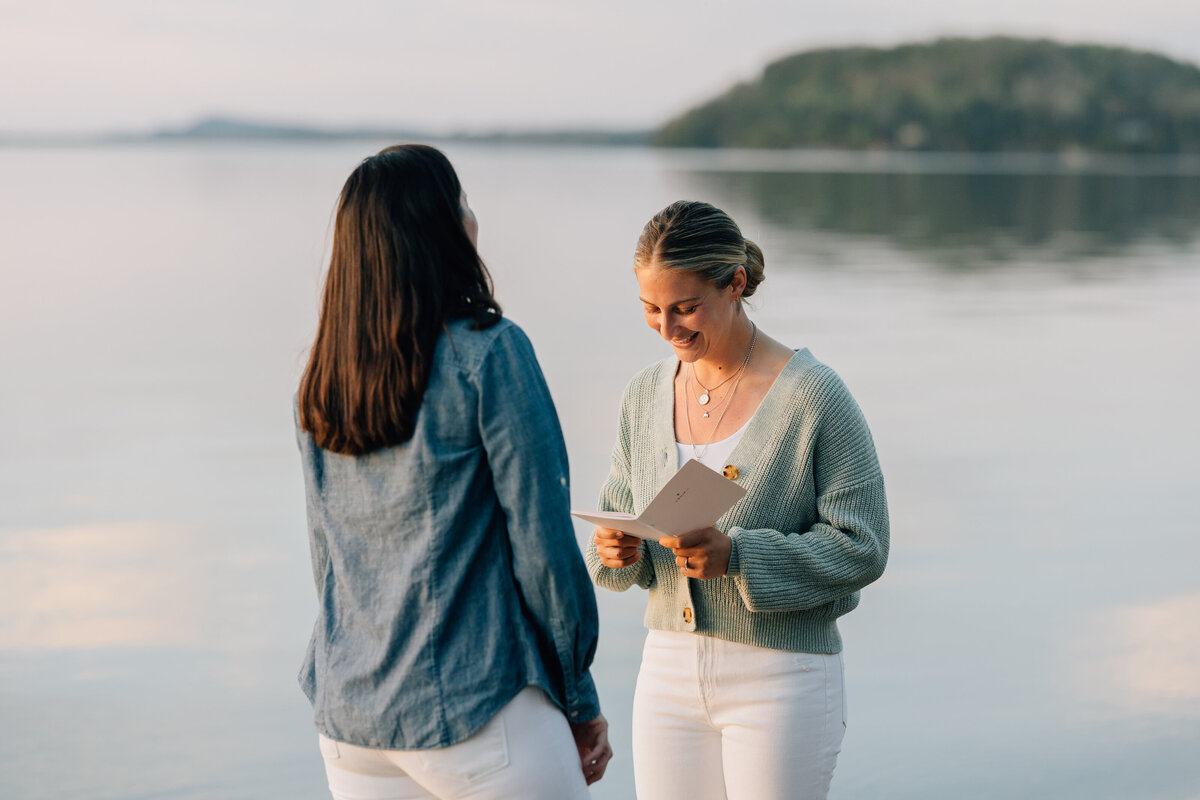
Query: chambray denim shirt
295 317 601 750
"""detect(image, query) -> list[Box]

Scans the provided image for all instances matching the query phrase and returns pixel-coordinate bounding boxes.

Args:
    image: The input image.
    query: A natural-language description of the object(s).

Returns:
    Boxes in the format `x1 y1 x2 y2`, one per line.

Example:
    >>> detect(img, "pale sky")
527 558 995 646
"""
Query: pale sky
3 0 1199 133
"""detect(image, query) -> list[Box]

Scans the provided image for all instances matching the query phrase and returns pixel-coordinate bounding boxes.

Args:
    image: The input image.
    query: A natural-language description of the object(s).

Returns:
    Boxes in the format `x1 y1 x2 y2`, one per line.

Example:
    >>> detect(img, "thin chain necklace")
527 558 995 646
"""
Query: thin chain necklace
689 375 724 419
689 367 739 419
692 364 740 407
685 323 758 461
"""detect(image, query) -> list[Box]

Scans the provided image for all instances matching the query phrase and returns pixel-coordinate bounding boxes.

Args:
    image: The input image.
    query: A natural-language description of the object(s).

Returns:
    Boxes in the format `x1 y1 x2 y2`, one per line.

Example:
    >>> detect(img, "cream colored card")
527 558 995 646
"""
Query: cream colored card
572 459 747 540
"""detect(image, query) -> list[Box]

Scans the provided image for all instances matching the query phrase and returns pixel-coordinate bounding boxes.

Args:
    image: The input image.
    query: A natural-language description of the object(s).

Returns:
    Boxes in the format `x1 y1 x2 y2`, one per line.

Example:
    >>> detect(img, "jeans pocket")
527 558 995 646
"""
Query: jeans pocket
318 734 341 761
792 654 817 673
417 712 510 784
462 716 510 783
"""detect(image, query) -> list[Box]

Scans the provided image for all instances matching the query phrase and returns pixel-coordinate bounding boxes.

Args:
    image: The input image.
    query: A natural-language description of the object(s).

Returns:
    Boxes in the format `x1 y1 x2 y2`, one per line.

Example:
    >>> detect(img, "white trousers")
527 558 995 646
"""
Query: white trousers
632 630 846 800
318 687 589 800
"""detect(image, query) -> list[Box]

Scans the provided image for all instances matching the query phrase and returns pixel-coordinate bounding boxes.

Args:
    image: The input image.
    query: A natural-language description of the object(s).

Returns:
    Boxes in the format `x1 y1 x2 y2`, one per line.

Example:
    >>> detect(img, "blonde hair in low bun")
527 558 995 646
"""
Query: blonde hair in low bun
742 238 766 298
635 200 765 301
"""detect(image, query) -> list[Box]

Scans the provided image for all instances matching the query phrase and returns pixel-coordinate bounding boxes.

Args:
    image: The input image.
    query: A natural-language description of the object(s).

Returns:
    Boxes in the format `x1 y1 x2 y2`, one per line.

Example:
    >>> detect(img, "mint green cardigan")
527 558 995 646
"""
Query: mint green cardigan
585 348 889 653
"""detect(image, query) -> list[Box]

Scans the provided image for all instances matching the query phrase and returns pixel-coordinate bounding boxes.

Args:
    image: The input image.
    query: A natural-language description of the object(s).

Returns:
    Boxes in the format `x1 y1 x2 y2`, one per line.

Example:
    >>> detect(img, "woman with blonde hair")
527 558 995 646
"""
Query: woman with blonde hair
589 200 888 799
296 144 610 799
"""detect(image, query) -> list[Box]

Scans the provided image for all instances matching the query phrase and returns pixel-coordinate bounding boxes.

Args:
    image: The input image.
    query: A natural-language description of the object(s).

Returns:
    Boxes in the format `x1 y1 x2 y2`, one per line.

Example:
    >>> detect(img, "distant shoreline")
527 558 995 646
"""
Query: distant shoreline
651 147 1200 176
10 38 1200 158
4 132 1200 176
0 116 654 149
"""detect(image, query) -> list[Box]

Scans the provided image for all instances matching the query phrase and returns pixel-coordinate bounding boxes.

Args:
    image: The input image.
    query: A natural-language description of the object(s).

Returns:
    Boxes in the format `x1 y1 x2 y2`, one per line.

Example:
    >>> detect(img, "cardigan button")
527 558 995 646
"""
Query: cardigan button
723 465 739 480
682 607 693 624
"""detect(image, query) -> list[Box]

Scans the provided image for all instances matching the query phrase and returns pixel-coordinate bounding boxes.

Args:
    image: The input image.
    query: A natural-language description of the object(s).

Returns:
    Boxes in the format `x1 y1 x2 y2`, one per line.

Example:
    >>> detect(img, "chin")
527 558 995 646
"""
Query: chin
671 342 706 361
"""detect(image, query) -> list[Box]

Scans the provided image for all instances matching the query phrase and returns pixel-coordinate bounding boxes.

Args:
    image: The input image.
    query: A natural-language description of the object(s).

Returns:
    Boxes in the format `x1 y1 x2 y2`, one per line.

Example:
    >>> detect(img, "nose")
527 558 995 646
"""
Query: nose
658 311 677 340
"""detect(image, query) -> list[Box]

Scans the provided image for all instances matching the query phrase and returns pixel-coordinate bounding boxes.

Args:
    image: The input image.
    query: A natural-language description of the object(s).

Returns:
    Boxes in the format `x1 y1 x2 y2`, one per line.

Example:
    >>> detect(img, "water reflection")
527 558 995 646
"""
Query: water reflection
0 522 291 663
0 524 202 650
682 169 1200 266
2 144 1198 800
1073 593 1200 717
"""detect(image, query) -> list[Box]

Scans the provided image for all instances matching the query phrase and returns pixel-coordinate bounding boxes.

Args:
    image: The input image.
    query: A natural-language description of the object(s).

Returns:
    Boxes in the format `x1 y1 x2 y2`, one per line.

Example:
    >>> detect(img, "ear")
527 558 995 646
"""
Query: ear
729 265 748 301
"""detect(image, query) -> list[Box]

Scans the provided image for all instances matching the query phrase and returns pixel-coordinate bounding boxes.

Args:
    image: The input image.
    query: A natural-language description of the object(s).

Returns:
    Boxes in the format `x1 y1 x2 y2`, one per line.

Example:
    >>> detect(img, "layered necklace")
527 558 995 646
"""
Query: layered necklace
685 322 758 460
693 368 738 407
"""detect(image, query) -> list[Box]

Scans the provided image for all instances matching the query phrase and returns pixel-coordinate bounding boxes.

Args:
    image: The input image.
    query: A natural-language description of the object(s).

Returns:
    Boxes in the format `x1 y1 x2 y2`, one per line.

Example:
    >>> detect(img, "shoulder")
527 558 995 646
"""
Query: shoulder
612 357 675 423
440 316 531 375
622 357 675 403
774 348 863 418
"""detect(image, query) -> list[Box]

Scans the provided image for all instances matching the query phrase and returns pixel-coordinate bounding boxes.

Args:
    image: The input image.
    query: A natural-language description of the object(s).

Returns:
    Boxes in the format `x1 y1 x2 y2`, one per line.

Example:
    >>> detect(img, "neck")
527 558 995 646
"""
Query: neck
692 316 756 387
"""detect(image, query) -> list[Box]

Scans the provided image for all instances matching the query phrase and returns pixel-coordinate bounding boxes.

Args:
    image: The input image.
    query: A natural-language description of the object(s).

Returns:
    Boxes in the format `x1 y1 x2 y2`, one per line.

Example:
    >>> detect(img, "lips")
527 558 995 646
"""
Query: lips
671 331 699 345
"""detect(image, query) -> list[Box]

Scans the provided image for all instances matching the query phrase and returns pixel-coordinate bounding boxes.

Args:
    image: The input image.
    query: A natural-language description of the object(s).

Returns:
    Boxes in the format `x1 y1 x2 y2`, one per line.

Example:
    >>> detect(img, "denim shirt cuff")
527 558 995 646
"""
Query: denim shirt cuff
566 671 602 723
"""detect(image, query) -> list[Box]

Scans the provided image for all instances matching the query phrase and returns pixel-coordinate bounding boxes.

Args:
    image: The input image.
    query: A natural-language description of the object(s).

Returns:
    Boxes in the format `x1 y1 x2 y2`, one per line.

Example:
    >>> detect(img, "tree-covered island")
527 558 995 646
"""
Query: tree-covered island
655 37 1200 153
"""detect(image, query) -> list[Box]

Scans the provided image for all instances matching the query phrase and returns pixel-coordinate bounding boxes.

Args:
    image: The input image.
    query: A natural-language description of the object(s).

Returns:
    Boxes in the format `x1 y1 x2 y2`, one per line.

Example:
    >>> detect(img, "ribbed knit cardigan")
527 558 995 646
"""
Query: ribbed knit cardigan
585 348 889 653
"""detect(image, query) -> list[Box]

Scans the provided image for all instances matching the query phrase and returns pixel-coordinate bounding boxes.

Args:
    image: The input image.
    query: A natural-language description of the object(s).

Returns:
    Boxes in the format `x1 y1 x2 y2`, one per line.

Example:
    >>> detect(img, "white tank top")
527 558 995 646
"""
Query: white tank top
676 415 752 473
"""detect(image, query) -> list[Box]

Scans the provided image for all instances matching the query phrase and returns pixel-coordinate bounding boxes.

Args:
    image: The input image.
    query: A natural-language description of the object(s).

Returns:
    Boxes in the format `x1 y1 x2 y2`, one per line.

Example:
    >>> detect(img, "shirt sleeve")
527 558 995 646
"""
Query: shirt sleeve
726 370 890 612
476 323 602 722
584 385 656 592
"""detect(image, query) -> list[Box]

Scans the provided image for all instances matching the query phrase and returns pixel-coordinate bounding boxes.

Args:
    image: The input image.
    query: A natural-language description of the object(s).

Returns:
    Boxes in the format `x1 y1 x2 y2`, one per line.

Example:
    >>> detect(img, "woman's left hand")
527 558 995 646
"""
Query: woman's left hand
659 527 731 579
570 713 612 785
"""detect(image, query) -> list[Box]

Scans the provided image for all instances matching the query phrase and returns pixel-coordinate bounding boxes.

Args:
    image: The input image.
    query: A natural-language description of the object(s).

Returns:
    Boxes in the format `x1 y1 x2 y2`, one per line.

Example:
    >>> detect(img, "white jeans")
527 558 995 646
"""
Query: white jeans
318 687 589 800
632 630 846 800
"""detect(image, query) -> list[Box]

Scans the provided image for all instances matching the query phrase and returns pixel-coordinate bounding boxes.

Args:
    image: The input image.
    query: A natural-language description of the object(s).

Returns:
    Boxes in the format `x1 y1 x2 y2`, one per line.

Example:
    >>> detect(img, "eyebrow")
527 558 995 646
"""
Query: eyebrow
639 296 703 306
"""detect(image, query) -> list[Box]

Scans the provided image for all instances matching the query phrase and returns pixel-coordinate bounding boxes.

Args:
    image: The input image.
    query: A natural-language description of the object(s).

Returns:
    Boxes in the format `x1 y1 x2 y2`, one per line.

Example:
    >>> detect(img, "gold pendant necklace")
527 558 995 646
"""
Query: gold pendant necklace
693 361 741 406
685 323 758 460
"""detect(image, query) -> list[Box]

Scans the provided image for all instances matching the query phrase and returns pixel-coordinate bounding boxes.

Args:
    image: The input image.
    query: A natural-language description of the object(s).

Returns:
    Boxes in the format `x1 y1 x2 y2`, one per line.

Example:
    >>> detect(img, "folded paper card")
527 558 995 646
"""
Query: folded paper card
571 459 747 540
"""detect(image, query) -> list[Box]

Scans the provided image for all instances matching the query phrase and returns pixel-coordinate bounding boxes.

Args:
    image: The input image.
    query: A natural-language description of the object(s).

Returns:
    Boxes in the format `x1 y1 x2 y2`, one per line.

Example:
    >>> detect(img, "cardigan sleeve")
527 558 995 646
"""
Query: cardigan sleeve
585 381 656 592
726 369 889 612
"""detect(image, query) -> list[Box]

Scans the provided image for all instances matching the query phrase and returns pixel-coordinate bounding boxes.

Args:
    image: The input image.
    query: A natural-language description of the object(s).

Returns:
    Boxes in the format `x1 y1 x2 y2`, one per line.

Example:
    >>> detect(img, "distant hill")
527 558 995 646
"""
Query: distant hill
141 116 651 146
0 116 652 147
655 37 1200 153
148 117 365 140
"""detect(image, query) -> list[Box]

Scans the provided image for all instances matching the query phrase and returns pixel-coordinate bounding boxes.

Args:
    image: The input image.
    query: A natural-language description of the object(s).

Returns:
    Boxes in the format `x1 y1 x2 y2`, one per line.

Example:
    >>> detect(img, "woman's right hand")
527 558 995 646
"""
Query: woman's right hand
593 526 642 568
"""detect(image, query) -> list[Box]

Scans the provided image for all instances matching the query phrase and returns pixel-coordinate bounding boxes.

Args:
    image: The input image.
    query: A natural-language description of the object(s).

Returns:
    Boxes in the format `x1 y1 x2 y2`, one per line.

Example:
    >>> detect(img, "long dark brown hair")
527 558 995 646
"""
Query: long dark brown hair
298 144 501 455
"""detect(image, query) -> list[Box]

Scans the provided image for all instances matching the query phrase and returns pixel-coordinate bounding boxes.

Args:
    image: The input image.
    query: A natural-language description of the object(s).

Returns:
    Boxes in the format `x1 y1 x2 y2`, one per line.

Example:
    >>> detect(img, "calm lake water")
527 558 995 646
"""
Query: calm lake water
1 142 1198 800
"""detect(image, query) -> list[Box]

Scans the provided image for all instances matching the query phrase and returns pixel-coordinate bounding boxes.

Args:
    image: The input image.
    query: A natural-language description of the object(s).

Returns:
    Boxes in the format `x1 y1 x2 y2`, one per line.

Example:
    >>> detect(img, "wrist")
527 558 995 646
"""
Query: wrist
724 532 741 576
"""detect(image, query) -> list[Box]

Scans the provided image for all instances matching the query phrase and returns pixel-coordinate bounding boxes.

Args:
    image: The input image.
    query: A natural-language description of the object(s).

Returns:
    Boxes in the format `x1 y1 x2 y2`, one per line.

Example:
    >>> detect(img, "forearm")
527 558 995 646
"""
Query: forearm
728 476 889 612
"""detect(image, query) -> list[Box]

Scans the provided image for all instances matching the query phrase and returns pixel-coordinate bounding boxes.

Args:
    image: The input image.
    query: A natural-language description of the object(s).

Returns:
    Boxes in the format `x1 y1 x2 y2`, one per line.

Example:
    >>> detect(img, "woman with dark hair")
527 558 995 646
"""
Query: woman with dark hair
588 200 888 799
296 144 610 799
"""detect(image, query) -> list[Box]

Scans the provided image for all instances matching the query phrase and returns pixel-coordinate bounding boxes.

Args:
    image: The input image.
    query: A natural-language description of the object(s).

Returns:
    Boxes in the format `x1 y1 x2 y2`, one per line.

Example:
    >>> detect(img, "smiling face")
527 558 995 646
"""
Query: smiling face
637 263 744 363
